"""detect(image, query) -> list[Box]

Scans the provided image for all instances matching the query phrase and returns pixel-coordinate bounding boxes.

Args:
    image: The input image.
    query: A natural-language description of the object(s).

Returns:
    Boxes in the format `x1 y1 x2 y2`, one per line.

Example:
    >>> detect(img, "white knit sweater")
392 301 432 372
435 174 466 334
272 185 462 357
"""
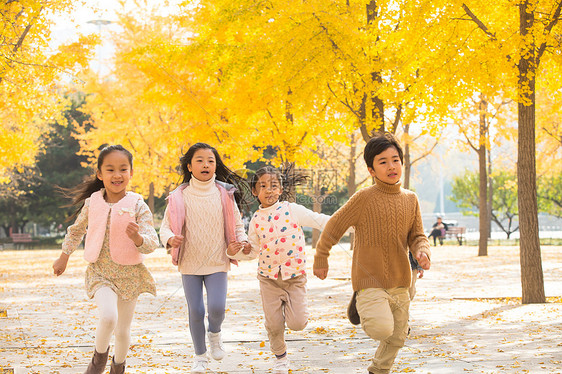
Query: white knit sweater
160 175 246 275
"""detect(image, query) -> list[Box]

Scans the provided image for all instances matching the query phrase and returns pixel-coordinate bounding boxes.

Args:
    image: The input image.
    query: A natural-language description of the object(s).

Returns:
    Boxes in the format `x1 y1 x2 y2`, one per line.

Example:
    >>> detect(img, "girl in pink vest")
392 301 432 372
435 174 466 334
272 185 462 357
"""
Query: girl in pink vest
159 142 249 373
52 145 159 374
227 165 332 374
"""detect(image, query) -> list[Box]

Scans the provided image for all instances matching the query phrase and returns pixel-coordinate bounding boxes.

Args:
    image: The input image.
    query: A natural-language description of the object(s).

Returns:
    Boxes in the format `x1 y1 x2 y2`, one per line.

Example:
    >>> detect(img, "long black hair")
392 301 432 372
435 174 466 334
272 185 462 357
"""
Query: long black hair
249 163 308 202
179 142 249 208
62 145 133 221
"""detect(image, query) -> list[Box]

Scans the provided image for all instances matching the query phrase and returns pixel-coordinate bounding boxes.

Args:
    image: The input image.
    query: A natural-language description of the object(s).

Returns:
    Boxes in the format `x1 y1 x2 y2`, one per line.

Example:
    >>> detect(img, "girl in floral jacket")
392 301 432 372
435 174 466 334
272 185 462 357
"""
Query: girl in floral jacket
227 165 331 374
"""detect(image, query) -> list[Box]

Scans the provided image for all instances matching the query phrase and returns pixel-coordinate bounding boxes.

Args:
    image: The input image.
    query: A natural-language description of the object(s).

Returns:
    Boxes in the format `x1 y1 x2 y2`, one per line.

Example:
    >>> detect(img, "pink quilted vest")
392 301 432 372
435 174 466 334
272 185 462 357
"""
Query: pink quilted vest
84 190 144 265
166 181 237 266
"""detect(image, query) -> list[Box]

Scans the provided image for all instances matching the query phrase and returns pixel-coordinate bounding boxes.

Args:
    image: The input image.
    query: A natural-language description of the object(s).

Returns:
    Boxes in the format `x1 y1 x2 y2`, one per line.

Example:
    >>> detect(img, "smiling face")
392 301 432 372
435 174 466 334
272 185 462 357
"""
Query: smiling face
252 173 282 208
188 148 216 182
367 146 402 185
96 150 133 203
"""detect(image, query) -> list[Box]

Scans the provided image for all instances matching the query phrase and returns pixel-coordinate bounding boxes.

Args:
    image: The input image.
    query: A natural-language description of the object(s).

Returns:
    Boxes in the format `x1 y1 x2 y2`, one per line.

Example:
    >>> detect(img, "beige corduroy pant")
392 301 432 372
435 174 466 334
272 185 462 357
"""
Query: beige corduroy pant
356 287 410 374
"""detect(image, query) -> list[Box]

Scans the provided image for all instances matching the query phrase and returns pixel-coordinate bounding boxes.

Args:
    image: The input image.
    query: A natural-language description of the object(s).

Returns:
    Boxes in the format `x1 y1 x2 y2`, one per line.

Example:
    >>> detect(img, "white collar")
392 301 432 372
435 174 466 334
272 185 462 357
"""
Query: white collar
186 175 217 196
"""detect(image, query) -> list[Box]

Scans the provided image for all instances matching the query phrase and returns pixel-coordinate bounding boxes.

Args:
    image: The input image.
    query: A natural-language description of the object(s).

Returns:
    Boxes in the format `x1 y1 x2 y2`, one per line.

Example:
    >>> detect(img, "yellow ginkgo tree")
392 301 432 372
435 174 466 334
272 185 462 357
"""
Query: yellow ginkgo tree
78 5 262 211
0 0 95 181
452 0 562 303
181 0 353 165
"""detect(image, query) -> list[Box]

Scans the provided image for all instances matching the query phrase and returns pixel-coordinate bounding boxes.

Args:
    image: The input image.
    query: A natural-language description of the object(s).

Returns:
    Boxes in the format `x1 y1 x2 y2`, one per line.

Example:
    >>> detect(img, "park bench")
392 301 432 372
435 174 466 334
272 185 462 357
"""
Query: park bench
444 226 466 245
10 233 34 249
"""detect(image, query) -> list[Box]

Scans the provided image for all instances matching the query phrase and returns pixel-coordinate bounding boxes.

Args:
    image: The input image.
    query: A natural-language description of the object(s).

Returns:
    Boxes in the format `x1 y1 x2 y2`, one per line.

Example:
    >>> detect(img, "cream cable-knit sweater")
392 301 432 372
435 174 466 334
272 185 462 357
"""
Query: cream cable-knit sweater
313 178 430 291
160 176 246 275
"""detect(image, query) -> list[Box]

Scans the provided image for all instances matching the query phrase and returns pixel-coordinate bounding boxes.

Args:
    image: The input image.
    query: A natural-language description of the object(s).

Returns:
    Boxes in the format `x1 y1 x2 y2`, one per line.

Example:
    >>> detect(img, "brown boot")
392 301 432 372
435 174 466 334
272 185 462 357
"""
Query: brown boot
109 358 126 374
84 348 109 374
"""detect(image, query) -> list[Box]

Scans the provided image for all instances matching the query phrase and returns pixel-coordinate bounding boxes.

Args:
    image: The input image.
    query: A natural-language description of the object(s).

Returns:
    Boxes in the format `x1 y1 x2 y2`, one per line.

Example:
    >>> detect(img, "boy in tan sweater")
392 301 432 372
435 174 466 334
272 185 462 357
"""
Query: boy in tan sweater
313 133 431 374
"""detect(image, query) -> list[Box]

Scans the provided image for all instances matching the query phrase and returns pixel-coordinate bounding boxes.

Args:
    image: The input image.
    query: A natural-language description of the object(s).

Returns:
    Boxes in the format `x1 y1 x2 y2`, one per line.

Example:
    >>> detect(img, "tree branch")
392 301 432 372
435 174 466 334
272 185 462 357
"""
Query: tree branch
327 83 360 120
410 140 438 166
537 1 562 61
541 126 562 145
489 99 513 122
13 6 44 53
459 125 478 152
266 109 281 133
461 4 497 41
490 212 508 235
357 176 370 186
391 104 402 133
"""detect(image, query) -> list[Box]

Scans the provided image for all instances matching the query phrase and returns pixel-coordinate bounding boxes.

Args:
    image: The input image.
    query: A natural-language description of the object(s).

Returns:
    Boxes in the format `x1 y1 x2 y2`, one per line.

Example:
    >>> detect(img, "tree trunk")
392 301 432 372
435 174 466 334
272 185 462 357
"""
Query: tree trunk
348 133 359 250
148 182 155 213
371 71 385 133
478 96 489 256
285 88 294 126
284 88 297 202
359 0 384 142
488 137 493 239
311 182 323 248
518 4 545 304
477 146 488 256
347 132 358 197
403 123 411 190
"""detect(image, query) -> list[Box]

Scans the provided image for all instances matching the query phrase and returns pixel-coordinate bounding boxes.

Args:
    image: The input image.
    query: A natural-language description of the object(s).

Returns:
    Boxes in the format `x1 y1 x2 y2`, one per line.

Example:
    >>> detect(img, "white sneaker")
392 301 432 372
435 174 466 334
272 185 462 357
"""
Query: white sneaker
191 353 208 373
207 331 226 360
273 356 289 374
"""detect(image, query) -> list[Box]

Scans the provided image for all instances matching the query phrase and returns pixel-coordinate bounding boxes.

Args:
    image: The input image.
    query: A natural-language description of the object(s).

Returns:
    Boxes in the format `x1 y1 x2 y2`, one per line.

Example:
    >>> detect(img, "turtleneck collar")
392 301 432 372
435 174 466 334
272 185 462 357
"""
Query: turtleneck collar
187 174 217 196
373 177 401 194
258 201 282 212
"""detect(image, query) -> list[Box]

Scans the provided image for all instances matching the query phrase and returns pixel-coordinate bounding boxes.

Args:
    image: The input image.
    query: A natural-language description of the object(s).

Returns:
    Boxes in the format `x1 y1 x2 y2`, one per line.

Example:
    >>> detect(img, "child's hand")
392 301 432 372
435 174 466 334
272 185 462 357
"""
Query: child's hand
167 235 184 248
53 253 69 276
417 269 424 278
227 241 243 256
126 222 143 246
416 252 430 270
242 241 252 255
313 268 329 280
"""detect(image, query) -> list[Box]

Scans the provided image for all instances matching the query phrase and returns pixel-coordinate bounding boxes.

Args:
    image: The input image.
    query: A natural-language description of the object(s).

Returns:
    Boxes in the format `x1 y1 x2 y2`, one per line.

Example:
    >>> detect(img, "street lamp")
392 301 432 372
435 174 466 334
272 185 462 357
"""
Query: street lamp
87 19 113 75
87 19 112 28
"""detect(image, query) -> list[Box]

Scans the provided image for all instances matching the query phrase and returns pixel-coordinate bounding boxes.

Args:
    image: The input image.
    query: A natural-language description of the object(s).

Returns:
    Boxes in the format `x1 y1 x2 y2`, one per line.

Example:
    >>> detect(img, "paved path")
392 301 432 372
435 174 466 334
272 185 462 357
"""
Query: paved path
1 244 561 373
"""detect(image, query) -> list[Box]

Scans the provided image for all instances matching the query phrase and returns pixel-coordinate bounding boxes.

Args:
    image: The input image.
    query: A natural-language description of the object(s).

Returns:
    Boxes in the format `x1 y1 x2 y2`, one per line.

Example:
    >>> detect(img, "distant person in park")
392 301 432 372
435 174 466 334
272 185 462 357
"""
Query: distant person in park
428 216 448 246
159 142 249 374
227 165 332 374
52 145 159 374
313 133 431 374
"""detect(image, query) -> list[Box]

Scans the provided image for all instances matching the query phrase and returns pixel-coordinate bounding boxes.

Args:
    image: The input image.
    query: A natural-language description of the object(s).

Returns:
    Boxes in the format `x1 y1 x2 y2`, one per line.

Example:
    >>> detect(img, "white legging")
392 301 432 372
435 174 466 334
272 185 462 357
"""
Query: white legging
93 287 137 364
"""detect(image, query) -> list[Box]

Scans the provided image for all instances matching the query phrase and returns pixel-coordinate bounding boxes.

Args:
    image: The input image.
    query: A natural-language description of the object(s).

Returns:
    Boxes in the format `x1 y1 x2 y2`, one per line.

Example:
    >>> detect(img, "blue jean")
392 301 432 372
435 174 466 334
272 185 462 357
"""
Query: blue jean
182 272 228 355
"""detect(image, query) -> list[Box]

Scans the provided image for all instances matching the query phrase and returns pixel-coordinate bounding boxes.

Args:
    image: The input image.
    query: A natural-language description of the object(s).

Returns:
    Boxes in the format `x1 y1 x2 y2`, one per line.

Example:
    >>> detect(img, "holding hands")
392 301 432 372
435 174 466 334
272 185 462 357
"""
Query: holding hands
167 235 184 249
227 241 251 256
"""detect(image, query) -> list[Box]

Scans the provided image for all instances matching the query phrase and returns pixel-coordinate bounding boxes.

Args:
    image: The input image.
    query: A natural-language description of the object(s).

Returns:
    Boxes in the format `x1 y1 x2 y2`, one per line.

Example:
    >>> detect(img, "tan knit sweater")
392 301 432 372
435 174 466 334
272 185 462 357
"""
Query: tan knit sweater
313 178 431 291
